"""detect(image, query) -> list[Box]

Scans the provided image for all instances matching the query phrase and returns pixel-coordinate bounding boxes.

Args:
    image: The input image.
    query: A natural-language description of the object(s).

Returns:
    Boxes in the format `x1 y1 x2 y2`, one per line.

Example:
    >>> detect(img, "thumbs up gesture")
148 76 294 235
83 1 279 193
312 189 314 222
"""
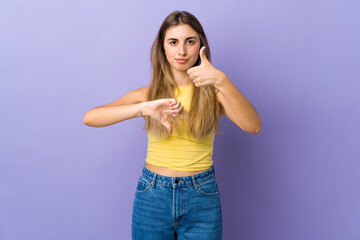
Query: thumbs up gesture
187 46 224 88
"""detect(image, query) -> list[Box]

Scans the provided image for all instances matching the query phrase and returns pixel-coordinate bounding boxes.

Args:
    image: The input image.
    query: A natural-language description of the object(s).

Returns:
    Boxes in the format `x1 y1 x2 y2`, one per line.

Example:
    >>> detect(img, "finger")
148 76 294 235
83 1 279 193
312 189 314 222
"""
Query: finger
189 72 199 80
170 100 180 109
178 105 184 115
172 111 183 117
159 115 173 134
187 66 198 75
199 46 208 65
194 79 212 87
172 106 184 117
192 77 201 84
174 100 181 109
169 100 176 107
193 78 204 87
171 105 183 115
163 121 173 134
168 98 177 107
188 73 195 81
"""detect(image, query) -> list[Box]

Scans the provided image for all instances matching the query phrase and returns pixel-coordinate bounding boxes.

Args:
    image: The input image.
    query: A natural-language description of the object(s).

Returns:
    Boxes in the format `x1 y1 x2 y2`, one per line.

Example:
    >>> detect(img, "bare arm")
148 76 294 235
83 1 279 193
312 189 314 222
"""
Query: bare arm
83 102 150 127
83 86 149 127
187 46 261 134
215 75 261 134
83 86 184 133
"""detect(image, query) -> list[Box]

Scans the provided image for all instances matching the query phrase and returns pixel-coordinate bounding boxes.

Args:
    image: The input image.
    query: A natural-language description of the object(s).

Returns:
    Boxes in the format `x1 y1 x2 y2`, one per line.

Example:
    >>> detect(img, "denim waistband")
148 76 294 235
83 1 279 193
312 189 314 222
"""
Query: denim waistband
141 164 216 188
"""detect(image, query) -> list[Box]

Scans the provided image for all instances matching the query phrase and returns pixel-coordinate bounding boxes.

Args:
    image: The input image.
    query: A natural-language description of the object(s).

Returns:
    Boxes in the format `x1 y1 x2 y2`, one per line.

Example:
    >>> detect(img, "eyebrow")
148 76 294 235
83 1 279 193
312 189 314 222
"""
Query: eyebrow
166 36 197 41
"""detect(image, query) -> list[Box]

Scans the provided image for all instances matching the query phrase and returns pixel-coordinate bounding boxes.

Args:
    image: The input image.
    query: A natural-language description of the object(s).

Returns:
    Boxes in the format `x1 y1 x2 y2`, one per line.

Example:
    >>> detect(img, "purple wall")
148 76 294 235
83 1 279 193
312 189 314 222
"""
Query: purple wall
1 0 359 239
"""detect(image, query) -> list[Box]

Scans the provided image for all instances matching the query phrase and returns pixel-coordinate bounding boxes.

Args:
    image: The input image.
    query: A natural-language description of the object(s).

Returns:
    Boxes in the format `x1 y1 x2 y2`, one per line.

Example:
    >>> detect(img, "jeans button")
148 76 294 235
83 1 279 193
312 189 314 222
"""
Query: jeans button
175 179 179 183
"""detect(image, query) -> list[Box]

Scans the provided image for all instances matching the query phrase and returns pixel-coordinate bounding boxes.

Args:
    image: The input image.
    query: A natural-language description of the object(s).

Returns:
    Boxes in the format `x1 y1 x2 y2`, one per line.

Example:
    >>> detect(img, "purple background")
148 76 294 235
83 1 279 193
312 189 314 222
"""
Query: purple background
1 0 359 239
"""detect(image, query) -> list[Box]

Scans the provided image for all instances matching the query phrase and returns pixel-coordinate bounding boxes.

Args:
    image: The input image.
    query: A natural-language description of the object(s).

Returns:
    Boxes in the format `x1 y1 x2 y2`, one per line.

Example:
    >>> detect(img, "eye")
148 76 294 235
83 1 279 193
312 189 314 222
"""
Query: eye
170 41 177 45
188 40 195 44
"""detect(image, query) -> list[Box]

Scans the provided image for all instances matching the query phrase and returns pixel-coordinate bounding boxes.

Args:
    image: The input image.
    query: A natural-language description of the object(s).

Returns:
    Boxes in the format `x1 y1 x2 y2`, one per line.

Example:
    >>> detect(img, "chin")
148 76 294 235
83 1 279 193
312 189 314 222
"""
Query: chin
172 65 188 72
179 66 191 72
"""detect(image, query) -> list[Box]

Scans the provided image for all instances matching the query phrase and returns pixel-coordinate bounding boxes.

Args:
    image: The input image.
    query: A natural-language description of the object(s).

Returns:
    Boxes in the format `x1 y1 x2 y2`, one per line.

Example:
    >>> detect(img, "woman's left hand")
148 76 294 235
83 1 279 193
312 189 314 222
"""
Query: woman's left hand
187 46 224 88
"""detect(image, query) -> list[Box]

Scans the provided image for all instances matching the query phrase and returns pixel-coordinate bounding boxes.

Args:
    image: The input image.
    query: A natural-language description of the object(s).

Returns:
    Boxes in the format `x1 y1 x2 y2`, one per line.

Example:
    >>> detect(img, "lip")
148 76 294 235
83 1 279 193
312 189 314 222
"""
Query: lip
176 59 188 63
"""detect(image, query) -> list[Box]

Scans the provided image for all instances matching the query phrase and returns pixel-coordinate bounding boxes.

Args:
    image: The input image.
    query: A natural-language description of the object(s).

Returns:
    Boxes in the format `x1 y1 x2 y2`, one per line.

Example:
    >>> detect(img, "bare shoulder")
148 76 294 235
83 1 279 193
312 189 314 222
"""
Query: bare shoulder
97 86 149 107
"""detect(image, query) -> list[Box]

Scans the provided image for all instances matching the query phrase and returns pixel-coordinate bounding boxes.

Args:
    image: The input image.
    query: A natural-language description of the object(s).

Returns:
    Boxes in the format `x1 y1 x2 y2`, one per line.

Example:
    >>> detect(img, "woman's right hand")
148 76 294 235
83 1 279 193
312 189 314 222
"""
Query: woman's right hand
144 98 184 134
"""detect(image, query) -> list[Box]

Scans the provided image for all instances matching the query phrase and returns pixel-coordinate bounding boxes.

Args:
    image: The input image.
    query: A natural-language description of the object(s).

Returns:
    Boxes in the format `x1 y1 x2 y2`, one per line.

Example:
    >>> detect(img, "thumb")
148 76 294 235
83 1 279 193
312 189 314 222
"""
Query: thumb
199 46 208 65
162 120 173 135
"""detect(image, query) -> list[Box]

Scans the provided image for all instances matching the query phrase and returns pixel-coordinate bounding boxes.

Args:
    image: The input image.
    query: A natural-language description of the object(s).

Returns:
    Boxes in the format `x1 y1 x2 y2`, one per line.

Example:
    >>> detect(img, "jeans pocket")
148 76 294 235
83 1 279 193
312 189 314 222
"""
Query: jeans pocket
197 177 219 197
135 175 151 194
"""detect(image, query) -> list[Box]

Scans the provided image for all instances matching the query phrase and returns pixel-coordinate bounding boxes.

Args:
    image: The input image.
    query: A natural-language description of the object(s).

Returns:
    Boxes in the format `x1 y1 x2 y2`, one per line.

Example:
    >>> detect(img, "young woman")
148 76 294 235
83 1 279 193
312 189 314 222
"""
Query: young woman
83 10 261 240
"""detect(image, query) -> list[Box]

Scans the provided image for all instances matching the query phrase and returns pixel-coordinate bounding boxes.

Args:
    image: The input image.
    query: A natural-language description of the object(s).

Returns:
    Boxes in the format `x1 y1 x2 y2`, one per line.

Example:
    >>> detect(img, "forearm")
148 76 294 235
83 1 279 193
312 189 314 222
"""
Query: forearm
83 102 149 127
215 73 261 133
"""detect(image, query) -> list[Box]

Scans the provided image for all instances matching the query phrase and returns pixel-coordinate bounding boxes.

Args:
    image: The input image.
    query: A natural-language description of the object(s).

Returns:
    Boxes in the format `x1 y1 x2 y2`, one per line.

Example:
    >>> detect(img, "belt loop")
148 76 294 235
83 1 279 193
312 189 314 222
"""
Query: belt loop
151 173 157 188
191 175 198 190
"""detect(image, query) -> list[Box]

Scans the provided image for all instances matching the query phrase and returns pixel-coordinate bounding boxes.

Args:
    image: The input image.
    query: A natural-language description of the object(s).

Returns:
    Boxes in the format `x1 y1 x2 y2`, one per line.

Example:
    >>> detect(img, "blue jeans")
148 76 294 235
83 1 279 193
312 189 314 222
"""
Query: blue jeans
131 164 222 240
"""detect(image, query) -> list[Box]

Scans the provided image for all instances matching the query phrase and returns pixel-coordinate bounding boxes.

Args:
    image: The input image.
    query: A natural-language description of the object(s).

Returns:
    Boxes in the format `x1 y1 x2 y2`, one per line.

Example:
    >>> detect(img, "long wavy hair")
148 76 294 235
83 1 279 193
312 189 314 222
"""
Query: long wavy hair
144 10 224 140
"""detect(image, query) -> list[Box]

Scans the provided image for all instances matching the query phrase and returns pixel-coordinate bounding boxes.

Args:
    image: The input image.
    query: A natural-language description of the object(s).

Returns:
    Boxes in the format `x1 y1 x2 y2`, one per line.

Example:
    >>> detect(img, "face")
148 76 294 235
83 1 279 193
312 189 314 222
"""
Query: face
163 24 201 73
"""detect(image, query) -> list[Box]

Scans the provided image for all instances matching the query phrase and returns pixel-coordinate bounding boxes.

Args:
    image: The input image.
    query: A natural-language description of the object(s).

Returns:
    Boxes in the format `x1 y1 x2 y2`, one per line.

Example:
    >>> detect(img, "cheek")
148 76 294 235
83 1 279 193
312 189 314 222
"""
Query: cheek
190 47 200 57
164 47 175 59
163 48 171 62
190 49 199 62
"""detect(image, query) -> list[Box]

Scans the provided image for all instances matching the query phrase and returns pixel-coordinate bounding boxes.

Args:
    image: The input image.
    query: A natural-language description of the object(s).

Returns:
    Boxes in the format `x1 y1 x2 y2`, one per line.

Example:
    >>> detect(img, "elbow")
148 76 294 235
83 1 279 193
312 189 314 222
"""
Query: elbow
83 110 108 127
243 122 261 134
250 118 262 134
83 112 96 127
238 124 261 134
83 115 91 126
251 125 261 134
235 115 261 134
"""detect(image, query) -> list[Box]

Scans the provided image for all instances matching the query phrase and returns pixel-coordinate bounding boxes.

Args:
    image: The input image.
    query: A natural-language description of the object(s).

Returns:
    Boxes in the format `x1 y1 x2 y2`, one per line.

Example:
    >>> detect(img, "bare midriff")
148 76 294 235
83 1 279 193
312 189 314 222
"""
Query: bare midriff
145 162 211 177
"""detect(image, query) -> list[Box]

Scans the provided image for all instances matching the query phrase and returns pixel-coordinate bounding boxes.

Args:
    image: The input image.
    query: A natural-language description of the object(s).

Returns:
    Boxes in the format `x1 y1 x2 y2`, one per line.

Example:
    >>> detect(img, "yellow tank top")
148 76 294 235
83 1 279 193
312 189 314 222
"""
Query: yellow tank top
145 84 215 171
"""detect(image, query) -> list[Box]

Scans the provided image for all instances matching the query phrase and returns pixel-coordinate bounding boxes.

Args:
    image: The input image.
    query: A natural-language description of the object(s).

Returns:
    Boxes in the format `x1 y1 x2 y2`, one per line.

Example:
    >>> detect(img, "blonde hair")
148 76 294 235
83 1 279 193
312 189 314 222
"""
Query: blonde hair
144 11 224 140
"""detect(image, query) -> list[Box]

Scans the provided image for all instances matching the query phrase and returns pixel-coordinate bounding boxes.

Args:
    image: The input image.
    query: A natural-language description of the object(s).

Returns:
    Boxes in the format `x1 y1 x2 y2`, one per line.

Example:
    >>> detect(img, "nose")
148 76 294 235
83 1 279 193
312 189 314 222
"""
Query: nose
178 44 187 56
